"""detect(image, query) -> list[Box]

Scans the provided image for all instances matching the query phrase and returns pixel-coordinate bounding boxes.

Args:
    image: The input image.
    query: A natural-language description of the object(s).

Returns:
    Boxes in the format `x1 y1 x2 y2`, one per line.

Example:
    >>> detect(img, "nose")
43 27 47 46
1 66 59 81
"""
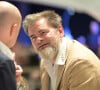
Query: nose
36 36 43 44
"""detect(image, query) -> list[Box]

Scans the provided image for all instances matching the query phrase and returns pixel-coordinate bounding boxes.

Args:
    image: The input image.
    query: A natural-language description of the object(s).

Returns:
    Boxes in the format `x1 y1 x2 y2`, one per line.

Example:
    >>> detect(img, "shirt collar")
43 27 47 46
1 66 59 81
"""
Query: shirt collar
55 37 67 65
0 41 14 59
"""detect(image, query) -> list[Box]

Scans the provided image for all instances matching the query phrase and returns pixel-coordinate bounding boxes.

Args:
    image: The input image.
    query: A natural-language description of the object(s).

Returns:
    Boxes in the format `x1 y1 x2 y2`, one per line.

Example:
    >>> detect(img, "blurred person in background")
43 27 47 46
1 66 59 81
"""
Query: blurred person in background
23 10 100 90
0 1 27 90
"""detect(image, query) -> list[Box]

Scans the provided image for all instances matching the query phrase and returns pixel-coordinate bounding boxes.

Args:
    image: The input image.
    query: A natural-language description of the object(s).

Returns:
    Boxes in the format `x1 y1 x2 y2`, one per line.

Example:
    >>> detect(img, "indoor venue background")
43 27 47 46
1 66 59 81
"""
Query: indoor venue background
5 0 100 90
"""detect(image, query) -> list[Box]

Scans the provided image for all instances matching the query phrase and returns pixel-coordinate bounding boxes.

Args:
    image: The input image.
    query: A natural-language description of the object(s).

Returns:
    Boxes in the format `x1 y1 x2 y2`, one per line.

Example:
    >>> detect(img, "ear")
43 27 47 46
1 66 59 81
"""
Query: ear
58 25 64 37
10 23 17 36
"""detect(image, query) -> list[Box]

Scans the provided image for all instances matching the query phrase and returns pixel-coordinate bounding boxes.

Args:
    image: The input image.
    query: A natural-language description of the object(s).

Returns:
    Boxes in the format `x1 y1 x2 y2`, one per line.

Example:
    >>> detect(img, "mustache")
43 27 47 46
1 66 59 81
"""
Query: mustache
38 43 49 50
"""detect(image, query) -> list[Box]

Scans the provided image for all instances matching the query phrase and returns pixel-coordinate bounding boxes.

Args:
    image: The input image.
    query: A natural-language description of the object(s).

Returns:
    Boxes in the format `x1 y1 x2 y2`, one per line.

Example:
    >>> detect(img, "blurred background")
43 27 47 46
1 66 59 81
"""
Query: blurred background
4 0 100 90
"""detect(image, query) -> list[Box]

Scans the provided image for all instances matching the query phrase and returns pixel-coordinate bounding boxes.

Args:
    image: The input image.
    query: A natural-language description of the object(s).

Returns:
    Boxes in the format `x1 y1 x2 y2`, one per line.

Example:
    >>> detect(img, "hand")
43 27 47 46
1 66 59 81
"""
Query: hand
15 64 23 82
12 53 23 82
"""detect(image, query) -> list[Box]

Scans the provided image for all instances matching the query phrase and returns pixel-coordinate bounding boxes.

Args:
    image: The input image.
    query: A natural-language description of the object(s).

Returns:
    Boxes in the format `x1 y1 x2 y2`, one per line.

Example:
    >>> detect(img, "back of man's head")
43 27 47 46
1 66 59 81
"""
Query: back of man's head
0 1 22 48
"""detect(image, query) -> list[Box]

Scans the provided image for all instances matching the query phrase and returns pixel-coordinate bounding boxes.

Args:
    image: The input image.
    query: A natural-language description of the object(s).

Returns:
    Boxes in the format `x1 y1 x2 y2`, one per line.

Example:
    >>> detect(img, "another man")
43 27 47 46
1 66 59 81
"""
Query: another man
23 10 100 90
0 1 22 90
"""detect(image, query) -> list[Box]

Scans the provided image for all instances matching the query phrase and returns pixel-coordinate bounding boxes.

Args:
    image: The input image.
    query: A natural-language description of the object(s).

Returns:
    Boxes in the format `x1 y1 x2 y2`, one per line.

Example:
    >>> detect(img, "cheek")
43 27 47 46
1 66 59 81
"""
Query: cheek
32 42 36 48
50 32 59 40
32 42 38 51
51 35 61 46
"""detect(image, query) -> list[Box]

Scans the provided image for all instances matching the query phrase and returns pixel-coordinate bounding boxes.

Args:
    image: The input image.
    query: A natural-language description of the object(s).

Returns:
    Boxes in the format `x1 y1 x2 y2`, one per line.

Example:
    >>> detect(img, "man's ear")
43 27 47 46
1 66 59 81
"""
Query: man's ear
58 25 64 37
10 23 17 36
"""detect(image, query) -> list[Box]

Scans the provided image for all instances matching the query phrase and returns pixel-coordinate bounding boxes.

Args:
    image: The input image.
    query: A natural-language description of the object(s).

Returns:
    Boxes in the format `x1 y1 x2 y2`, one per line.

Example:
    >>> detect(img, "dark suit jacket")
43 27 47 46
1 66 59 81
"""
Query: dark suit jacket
41 39 100 90
0 52 16 90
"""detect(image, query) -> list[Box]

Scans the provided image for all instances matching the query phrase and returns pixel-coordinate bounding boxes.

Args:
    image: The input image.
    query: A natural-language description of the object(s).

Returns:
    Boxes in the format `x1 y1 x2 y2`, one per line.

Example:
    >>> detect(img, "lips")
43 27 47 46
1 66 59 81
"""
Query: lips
38 43 49 50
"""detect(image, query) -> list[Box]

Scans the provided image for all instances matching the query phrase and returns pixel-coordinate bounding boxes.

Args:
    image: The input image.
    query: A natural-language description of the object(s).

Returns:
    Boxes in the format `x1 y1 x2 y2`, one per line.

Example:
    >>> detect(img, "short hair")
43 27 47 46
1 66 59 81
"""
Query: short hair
23 10 62 35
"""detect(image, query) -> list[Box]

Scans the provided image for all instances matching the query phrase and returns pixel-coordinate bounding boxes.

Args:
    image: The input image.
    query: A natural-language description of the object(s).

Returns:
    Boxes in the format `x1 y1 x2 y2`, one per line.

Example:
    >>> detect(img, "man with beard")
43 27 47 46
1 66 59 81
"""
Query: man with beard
23 10 100 90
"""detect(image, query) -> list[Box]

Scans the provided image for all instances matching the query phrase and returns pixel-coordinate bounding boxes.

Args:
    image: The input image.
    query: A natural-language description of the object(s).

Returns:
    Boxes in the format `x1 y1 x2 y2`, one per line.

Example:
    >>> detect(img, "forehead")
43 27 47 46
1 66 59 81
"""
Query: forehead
35 18 48 27
28 18 49 32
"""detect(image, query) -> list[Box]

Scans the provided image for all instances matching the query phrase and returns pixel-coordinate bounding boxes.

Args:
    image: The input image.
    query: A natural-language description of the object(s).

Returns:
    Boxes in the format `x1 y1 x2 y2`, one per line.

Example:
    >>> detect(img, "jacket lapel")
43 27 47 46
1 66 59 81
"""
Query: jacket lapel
55 65 65 90
41 71 50 90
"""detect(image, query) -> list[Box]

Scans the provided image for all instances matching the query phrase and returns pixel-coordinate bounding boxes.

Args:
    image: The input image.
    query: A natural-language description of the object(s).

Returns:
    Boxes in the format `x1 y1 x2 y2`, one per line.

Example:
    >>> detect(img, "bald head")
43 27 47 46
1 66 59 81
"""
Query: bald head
0 1 22 27
0 1 22 48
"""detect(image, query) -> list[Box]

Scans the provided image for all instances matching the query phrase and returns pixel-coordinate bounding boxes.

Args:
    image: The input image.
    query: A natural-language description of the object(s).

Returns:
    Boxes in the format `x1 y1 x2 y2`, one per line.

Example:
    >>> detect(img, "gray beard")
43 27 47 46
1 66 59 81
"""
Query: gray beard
39 46 58 61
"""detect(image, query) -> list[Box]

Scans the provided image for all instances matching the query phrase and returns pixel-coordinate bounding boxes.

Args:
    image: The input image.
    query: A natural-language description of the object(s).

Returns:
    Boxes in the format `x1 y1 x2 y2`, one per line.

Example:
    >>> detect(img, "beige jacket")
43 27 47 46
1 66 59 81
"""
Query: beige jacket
40 39 100 90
